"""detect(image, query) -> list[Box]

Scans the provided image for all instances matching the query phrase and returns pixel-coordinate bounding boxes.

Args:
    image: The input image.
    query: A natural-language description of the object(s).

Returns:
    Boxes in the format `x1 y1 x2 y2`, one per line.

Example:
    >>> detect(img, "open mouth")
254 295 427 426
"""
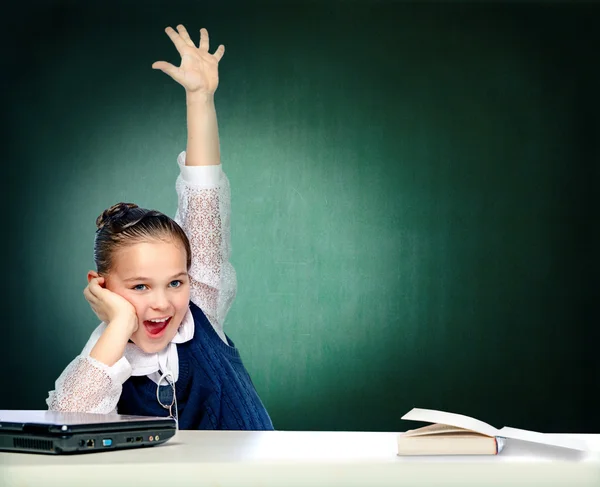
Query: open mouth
143 317 172 338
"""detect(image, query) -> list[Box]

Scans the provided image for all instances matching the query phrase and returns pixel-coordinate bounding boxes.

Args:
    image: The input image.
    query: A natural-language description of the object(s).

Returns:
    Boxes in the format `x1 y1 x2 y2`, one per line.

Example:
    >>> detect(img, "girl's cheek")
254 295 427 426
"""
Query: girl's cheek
124 296 146 319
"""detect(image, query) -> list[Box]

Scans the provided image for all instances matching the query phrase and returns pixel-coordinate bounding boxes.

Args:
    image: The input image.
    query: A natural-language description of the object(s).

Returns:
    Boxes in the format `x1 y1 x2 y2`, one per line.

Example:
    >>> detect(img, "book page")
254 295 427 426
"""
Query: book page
401 409 589 452
403 423 484 437
401 408 499 437
497 426 588 451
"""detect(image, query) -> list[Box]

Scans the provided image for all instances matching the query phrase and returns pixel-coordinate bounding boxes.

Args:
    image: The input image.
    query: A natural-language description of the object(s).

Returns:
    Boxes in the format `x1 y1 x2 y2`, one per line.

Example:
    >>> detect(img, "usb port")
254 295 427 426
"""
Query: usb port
126 437 133 443
102 439 113 447
135 437 143 442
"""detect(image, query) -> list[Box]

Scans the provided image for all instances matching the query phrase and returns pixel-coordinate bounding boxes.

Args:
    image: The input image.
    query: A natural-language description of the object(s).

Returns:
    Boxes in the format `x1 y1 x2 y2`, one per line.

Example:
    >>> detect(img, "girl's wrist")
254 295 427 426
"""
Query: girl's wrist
186 90 214 106
90 316 135 367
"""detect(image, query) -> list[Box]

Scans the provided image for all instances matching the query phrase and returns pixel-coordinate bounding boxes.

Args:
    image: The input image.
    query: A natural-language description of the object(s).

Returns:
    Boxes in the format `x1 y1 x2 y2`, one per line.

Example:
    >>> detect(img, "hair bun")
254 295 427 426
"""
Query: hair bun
96 202 139 230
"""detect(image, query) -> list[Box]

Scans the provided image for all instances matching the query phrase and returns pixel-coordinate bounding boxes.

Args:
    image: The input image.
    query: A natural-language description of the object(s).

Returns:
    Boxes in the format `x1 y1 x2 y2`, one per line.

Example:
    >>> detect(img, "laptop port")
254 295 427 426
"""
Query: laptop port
86 439 95 447
126 437 134 443
102 439 113 447
135 437 143 442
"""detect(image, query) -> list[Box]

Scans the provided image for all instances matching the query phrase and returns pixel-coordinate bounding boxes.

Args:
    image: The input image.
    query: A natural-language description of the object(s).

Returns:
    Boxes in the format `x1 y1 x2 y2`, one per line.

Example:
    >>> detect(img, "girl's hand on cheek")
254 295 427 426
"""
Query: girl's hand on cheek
83 277 139 334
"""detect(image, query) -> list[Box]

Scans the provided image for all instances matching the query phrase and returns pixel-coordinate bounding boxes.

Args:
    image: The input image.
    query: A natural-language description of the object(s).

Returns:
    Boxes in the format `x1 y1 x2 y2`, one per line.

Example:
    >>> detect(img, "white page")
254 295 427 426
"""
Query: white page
401 408 499 438
498 426 588 451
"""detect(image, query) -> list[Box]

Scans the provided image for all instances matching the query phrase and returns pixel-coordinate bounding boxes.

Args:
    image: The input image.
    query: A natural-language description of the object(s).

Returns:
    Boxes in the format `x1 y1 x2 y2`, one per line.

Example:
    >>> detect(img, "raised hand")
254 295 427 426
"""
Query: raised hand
152 25 225 95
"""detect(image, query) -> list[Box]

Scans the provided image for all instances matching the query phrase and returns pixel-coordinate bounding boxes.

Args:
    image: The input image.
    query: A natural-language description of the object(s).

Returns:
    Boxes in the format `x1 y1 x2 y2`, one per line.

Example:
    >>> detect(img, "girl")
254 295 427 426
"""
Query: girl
46 25 274 430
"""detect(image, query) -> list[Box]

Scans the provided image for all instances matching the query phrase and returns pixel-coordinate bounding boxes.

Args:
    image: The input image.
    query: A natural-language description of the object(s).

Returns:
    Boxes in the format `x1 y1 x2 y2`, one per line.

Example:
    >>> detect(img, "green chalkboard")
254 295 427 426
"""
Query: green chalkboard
4 1 598 433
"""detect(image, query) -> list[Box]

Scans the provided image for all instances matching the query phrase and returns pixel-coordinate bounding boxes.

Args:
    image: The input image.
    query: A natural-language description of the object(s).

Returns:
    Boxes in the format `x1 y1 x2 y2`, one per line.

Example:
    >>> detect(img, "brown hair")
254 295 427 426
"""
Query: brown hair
94 202 192 275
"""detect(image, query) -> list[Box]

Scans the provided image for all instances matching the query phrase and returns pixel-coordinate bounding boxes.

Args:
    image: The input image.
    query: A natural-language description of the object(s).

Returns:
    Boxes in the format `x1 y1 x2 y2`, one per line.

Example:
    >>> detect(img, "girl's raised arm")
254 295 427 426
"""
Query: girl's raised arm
154 26 235 340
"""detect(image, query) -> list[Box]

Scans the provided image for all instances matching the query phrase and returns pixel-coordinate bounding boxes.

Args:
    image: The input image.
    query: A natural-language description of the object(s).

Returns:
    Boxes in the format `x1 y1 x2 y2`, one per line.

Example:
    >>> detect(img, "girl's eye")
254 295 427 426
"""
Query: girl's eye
133 284 147 291
169 280 182 288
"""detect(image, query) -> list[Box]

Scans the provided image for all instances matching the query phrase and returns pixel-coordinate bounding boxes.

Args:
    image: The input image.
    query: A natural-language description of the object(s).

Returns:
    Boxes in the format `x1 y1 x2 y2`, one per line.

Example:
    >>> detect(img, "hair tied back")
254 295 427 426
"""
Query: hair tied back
96 202 139 231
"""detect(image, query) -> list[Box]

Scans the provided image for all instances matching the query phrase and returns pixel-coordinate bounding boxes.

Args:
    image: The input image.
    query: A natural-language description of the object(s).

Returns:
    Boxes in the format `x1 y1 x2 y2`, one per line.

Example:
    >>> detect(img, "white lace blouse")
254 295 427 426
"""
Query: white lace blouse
46 151 237 414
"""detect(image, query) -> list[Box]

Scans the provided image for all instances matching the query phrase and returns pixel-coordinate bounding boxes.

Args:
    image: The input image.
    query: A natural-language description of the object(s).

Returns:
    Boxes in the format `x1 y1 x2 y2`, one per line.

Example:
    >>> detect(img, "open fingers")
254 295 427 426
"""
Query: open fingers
213 44 225 62
199 28 224 62
165 26 189 56
176 24 196 48
199 27 210 52
152 60 177 74
152 60 183 83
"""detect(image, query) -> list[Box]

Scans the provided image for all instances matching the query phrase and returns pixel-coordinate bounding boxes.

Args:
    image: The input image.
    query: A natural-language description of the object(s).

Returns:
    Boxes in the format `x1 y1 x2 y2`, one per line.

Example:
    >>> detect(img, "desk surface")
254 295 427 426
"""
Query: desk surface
2 431 600 487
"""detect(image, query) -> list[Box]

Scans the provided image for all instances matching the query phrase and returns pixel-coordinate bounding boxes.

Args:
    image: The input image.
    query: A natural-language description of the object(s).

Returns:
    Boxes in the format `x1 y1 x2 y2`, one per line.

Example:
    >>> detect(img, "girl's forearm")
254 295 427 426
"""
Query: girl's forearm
185 91 221 167
89 316 136 366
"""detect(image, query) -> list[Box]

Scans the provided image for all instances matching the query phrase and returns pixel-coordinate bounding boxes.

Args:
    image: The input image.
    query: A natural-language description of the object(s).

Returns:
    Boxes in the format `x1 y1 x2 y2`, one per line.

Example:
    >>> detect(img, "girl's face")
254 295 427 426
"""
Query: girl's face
104 238 191 354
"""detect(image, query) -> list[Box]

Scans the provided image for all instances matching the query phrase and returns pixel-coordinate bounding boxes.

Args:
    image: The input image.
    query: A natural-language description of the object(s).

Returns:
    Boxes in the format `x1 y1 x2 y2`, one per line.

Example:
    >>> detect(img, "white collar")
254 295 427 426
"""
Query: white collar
123 307 195 385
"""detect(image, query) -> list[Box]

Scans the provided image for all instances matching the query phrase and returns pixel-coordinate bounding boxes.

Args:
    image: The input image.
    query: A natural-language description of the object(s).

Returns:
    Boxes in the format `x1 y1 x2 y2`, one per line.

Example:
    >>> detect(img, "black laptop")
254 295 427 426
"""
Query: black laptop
0 410 177 455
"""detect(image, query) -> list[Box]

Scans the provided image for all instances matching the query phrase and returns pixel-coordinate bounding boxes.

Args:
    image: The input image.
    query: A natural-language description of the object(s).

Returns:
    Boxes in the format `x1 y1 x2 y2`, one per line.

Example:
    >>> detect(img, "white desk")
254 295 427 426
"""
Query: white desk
2 431 599 486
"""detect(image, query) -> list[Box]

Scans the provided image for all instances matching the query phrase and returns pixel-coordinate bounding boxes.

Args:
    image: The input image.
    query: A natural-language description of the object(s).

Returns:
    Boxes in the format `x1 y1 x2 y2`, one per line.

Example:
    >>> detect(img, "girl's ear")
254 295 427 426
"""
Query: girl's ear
87 270 99 283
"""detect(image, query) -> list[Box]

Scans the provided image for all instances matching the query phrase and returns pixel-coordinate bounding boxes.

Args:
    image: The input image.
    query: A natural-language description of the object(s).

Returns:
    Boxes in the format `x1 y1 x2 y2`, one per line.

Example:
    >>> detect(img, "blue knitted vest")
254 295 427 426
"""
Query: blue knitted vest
117 301 274 430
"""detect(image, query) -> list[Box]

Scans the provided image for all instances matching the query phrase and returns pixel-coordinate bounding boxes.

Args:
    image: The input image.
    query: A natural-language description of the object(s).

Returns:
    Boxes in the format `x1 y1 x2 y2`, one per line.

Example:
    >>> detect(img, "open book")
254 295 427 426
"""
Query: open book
397 408 588 456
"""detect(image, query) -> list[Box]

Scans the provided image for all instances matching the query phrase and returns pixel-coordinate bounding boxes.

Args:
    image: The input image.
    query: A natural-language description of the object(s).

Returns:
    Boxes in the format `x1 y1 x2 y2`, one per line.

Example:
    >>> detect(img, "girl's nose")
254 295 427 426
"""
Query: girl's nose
151 291 170 310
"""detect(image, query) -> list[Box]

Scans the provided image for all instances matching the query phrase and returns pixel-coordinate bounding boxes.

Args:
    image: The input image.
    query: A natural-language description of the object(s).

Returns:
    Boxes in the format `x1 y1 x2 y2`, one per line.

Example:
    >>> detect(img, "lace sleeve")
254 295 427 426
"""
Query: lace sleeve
174 151 237 340
46 324 132 414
